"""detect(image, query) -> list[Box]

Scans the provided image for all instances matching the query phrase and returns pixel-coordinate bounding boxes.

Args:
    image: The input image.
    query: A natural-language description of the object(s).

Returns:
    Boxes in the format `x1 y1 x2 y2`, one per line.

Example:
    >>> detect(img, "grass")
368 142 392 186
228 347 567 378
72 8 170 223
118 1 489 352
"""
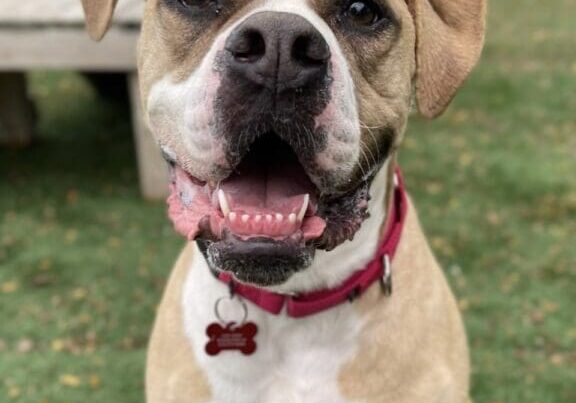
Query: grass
1 0 575 401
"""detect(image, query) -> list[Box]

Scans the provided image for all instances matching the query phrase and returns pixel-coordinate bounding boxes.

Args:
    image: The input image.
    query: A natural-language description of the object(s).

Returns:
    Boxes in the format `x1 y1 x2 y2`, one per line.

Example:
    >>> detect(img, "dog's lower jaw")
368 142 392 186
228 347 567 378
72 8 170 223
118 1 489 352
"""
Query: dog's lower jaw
201 237 315 287
195 161 389 292
266 161 390 294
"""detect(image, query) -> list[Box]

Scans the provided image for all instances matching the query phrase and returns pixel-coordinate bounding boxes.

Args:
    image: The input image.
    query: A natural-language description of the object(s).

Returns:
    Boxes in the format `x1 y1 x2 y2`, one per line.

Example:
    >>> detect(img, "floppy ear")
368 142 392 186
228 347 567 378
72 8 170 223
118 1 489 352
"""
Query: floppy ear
409 0 487 118
81 0 119 41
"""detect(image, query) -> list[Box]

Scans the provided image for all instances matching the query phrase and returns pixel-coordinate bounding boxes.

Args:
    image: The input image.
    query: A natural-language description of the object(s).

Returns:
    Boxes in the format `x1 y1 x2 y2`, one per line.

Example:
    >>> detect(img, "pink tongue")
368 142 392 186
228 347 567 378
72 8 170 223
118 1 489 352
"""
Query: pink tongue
220 160 315 215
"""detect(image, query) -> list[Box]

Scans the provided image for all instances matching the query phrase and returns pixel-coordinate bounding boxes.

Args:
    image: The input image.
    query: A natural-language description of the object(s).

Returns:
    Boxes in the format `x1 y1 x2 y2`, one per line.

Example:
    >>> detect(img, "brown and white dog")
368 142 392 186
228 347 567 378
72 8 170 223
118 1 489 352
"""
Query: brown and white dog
82 0 486 402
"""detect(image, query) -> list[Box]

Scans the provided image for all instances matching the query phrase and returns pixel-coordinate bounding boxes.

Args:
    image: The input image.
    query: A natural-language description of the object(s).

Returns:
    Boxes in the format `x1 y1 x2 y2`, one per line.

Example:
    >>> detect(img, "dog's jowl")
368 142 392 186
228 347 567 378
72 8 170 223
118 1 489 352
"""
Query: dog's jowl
83 0 486 402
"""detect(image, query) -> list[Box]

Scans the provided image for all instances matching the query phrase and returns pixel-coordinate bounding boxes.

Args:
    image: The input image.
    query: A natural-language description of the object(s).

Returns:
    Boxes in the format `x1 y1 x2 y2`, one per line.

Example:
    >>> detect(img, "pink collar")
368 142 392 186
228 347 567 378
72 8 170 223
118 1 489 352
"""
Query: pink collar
217 168 408 318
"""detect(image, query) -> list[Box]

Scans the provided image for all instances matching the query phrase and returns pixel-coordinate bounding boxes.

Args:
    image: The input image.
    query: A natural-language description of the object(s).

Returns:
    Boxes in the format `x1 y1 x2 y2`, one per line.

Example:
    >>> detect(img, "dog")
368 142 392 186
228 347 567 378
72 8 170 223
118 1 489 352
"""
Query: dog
82 0 486 402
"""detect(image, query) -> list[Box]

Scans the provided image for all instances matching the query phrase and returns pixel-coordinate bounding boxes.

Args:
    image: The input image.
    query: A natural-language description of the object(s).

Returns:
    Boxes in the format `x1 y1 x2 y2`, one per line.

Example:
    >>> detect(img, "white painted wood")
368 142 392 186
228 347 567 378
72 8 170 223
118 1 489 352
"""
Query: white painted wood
0 28 138 70
129 73 169 200
0 0 142 71
0 0 169 199
0 0 142 25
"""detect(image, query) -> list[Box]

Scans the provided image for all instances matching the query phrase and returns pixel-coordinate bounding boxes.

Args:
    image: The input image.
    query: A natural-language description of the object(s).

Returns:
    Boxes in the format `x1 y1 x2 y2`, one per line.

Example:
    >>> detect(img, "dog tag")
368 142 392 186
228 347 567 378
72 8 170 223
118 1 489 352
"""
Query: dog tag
205 295 258 356
205 322 258 356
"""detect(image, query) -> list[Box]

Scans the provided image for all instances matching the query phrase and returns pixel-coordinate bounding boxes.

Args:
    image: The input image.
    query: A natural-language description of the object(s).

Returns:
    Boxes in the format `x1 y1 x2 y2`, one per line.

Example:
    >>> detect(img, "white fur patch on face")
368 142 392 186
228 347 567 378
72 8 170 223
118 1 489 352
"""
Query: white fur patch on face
146 23 240 182
147 66 227 182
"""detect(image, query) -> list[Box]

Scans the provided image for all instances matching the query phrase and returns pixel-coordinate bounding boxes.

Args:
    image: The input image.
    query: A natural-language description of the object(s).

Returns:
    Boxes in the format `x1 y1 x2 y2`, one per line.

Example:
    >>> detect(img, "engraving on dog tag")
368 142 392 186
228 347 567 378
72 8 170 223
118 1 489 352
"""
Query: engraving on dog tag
205 322 258 356
205 295 258 356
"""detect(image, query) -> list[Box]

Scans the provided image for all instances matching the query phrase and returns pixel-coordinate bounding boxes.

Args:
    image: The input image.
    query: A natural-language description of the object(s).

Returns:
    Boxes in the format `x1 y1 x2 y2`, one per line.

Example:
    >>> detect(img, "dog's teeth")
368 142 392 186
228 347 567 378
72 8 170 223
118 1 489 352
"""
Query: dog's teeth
297 194 310 221
288 213 297 224
218 189 231 216
229 212 237 222
265 215 273 223
242 214 250 223
255 215 262 223
275 213 284 222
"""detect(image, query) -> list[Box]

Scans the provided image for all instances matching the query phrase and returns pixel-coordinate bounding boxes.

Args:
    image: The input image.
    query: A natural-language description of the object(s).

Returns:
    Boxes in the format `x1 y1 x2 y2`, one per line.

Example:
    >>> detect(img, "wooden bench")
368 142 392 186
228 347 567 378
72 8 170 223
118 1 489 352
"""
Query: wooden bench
0 0 168 199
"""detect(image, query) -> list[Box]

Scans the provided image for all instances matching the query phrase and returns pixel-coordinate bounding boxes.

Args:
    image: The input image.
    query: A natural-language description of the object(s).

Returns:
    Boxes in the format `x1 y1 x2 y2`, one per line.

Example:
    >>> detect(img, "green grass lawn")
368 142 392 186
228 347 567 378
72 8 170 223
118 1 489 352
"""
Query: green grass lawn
1 1 575 402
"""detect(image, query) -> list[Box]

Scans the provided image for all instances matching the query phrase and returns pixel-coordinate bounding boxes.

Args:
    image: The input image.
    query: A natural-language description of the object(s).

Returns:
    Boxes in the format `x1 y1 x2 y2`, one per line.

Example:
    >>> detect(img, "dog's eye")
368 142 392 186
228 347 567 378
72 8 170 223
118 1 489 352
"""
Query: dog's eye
176 0 223 15
344 1 383 26
178 0 218 10
178 0 205 7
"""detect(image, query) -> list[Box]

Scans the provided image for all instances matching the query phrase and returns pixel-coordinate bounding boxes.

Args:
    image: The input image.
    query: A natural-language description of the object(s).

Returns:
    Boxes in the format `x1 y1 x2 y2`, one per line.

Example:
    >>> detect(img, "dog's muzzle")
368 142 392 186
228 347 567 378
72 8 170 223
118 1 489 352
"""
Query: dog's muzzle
167 12 373 286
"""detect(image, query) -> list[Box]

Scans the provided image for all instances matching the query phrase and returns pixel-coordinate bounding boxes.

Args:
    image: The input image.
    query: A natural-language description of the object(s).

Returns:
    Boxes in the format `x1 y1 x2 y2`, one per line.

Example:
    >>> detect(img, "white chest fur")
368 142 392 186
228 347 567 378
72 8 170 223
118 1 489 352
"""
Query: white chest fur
182 248 363 403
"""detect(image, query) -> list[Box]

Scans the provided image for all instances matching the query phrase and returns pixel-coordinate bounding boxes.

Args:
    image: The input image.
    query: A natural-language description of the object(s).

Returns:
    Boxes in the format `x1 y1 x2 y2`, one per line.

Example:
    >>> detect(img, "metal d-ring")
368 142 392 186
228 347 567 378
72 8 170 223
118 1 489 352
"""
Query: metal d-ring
380 254 393 296
214 295 249 325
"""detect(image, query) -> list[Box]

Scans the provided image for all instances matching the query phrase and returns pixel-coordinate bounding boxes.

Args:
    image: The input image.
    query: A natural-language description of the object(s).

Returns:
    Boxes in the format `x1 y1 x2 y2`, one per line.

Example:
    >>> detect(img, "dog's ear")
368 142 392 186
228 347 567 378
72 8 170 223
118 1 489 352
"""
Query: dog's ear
81 0 119 41
409 0 487 118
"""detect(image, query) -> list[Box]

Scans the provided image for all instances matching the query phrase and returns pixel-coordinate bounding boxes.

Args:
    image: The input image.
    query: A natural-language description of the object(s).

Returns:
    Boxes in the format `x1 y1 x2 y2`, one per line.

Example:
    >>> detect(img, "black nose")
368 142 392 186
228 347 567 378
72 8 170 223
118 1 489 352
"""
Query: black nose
225 12 331 92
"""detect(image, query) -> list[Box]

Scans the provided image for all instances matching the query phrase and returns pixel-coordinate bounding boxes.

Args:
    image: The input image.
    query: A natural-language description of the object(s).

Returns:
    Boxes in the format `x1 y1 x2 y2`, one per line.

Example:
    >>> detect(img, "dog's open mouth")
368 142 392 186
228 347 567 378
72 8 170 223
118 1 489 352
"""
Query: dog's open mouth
167 133 371 286
168 134 326 243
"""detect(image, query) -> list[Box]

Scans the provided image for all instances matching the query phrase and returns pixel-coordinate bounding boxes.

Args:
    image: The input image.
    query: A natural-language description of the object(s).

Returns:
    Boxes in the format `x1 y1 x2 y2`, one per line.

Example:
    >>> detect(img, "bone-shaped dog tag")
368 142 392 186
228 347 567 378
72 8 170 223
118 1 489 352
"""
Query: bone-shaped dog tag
205 295 258 356
205 322 258 356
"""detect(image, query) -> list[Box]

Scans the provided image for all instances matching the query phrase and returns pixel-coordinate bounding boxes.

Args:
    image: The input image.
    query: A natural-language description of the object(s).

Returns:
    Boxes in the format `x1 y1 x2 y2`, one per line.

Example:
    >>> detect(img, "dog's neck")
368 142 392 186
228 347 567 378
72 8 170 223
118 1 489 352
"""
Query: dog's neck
267 159 394 295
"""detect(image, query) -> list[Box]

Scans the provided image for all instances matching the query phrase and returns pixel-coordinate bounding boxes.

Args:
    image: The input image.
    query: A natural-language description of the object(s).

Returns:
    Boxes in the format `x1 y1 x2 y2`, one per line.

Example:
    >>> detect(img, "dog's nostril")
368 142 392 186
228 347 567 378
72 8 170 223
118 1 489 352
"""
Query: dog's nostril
292 34 331 66
225 12 330 90
227 29 266 63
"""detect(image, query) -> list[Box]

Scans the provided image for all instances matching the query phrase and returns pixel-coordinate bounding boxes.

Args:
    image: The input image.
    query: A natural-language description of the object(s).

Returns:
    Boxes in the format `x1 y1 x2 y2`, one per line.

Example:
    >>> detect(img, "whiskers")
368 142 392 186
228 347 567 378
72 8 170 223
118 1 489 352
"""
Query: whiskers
358 120 387 177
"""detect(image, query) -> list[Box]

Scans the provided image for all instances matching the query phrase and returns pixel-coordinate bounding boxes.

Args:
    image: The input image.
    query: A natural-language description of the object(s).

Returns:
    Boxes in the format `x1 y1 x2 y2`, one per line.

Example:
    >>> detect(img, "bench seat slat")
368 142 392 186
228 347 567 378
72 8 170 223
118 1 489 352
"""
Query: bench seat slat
0 0 142 25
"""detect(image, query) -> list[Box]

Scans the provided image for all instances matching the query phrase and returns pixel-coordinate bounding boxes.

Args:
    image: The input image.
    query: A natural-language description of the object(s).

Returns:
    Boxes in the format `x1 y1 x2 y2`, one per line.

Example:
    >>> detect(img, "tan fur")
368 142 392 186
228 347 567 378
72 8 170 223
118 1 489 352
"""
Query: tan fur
409 0 487 118
341 0 417 175
82 0 486 118
80 0 118 41
146 245 213 403
137 0 266 105
339 198 469 402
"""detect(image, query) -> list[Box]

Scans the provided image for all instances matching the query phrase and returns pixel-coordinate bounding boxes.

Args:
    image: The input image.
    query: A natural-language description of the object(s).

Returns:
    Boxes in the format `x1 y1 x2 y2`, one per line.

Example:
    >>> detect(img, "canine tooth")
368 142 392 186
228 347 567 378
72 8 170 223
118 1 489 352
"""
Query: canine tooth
242 214 250 223
265 215 273 223
229 212 237 222
297 194 310 221
255 215 262 222
218 189 231 215
289 214 297 224
275 213 284 222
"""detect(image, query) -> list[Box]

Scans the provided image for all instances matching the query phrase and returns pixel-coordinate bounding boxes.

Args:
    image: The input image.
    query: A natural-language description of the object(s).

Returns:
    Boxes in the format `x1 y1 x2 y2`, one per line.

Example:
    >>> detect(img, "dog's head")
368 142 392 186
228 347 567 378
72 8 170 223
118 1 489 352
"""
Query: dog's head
83 0 485 286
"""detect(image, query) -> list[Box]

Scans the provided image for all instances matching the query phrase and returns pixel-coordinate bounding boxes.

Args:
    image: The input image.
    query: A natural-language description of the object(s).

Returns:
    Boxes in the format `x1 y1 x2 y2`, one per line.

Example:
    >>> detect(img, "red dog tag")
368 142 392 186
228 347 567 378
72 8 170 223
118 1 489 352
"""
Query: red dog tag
205 295 258 356
205 322 258 356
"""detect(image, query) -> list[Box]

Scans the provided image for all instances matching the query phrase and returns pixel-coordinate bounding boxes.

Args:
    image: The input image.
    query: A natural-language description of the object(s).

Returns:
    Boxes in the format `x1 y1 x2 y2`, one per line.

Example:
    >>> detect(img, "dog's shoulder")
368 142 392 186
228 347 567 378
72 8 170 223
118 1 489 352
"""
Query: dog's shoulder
146 244 212 403
338 196 470 402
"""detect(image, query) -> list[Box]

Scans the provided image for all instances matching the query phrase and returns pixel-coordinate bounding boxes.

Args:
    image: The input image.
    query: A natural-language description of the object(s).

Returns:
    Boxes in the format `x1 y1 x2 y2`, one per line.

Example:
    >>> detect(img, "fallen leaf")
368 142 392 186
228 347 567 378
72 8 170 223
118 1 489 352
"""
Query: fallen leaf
59 374 81 388
17 338 34 353
89 374 102 389
66 189 79 205
7 386 21 399
51 339 65 352
64 229 78 244
71 288 88 300
1 281 19 294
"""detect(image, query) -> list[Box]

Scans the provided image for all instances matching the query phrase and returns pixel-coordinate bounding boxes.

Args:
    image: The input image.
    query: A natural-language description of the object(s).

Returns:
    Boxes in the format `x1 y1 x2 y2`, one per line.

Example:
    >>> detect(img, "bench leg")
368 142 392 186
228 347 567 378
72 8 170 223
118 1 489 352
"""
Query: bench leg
129 72 169 200
0 72 35 148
